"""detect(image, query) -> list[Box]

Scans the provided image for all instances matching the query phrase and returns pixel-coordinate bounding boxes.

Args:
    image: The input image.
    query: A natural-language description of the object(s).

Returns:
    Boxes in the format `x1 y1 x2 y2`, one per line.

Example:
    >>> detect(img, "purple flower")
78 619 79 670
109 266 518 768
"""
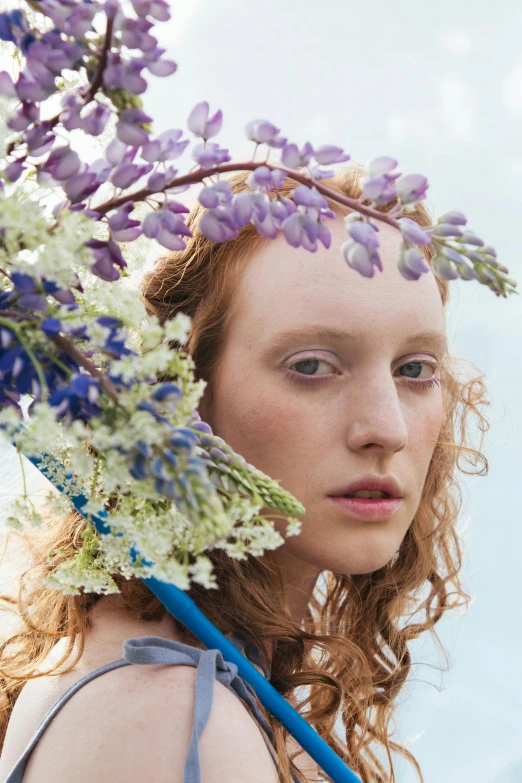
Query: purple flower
81 102 111 137
361 157 401 206
49 374 102 423
17 293 47 311
105 137 130 166
107 202 142 242
5 159 25 182
35 0 94 38
292 185 328 210
458 264 479 281
398 217 432 247
151 382 183 402
281 212 324 252
246 166 286 191
441 246 468 265
395 173 429 204
0 10 29 46
367 156 399 179
245 119 286 148
24 121 55 157
25 42 61 93
281 141 314 169
41 144 81 181
11 272 38 293
192 141 230 168
63 170 98 203
85 239 128 282
431 222 464 238
430 253 460 281
438 210 467 226
361 176 398 206
60 92 84 131
139 46 177 76
141 129 188 163
6 100 39 132
198 205 239 243
397 248 431 281
43 280 79 304
40 318 62 337
308 166 335 181
130 0 171 22
120 16 157 50
109 161 153 190
0 13 17 45
103 53 149 95
36 32 86 74
346 220 380 247
231 191 262 226
15 71 49 103
142 208 190 250
147 165 178 192
89 158 113 183
116 108 153 147
0 70 16 97
313 145 350 165
188 102 223 140
198 181 233 208
341 240 382 278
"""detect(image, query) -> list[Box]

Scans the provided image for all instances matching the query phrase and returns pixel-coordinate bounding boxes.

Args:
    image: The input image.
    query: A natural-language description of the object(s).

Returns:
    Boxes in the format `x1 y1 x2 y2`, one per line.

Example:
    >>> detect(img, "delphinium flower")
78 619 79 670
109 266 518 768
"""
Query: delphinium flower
0 0 517 598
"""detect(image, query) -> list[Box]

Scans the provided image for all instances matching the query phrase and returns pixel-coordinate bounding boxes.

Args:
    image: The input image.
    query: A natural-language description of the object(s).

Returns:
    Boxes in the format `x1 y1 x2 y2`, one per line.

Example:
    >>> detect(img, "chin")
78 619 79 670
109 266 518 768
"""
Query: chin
290 533 401 576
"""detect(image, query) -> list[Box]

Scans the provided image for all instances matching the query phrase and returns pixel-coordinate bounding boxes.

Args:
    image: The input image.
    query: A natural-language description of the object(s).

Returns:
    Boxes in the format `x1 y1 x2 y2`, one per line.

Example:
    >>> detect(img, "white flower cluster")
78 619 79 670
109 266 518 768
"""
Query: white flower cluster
0 101 306 599
3 288 305 595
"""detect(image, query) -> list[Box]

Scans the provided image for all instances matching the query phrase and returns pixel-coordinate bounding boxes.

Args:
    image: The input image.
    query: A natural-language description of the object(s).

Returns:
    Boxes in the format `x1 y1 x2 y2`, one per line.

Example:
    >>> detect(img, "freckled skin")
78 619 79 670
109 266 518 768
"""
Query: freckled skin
198 218 445 591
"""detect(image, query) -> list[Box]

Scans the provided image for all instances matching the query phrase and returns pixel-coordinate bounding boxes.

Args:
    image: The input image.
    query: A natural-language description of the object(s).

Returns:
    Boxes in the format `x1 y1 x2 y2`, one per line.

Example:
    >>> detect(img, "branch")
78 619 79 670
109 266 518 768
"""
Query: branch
94 161 402 228
82 10 115 105
50 334 120 404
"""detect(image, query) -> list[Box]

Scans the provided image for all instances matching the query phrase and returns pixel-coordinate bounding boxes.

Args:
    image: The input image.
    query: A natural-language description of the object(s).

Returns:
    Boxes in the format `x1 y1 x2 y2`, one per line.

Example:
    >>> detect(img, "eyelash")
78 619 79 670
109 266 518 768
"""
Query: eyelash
284 357 441 390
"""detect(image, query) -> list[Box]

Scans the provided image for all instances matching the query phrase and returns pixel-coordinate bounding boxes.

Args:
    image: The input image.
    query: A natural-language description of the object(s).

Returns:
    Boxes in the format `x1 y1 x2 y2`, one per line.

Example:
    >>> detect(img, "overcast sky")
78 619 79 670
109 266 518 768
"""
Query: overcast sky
1 1 521 781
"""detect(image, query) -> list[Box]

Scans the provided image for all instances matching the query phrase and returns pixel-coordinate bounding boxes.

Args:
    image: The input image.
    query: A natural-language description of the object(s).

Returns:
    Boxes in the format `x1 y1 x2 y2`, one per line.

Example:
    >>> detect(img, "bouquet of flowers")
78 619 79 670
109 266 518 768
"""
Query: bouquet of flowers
0 0 517 602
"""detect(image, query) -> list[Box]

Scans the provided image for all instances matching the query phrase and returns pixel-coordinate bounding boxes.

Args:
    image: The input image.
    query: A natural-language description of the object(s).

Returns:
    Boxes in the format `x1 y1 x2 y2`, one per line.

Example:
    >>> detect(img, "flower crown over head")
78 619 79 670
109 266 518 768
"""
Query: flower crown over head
0 0 517 596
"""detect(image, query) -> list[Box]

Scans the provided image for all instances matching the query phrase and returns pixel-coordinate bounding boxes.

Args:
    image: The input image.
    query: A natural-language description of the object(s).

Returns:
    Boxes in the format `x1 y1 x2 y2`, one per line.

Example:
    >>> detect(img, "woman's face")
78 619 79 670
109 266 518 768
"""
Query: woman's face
198 216 446 578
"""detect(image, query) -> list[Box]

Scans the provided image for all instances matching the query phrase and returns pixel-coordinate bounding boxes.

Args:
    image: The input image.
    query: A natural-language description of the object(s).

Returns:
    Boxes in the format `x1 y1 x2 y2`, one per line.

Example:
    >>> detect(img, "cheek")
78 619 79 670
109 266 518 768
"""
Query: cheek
408 393 445 469
213 377 311 475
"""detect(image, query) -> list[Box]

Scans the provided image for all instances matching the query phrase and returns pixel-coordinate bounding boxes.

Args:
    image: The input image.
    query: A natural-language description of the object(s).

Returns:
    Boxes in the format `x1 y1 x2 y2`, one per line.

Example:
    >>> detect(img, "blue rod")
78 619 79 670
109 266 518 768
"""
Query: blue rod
24 453 362 783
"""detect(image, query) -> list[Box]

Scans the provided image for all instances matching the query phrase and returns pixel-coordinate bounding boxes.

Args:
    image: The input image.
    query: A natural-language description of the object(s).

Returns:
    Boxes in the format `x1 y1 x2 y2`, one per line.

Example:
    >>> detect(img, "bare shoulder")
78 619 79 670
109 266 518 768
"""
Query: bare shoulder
21 660 279 783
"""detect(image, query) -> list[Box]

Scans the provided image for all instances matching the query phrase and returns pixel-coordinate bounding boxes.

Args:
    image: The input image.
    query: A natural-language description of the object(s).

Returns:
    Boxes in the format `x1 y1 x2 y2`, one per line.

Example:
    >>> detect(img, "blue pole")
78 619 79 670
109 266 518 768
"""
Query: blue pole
24 453 362 783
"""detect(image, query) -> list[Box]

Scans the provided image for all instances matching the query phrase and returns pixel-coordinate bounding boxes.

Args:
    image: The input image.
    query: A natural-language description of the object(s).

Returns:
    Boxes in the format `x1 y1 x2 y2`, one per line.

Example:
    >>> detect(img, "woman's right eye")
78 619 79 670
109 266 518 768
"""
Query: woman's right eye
284 357 336 387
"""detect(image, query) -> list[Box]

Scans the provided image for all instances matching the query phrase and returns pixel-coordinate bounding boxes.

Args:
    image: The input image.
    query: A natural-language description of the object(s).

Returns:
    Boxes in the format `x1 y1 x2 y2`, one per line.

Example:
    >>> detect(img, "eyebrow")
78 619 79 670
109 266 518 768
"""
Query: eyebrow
269 325 448 356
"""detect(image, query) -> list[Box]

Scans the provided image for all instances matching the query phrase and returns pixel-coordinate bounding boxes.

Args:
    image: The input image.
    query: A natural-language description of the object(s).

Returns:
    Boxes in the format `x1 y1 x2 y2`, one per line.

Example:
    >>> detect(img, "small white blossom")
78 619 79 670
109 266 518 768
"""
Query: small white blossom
285 518 303 537
189 555 218 589
164 312 192 346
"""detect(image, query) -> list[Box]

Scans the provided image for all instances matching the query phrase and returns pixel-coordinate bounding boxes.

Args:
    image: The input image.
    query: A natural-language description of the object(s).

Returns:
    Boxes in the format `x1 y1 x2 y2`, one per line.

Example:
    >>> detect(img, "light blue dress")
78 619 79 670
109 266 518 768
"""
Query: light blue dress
3 634 299 782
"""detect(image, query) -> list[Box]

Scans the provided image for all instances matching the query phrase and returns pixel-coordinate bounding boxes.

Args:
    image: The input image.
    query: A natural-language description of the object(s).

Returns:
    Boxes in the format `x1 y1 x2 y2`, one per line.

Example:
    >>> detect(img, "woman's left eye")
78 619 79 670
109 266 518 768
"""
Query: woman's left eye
284 356 441 389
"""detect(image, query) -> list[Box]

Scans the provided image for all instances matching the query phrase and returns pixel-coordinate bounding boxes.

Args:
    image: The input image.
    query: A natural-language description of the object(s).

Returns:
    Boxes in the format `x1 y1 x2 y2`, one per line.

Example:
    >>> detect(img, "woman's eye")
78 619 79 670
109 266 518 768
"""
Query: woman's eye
283 357 338 387
284 356 440 389
397 360 440 389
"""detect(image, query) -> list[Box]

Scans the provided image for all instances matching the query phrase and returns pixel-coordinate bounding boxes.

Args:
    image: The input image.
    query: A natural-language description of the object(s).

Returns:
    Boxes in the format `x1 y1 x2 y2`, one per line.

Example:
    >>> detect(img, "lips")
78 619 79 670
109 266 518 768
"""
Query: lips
328 475 403 499
327 495 403 521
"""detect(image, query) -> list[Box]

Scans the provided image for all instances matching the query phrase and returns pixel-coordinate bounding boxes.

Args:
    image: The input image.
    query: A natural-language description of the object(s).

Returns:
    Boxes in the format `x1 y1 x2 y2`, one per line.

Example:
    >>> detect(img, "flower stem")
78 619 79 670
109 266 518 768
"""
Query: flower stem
49 333 120 405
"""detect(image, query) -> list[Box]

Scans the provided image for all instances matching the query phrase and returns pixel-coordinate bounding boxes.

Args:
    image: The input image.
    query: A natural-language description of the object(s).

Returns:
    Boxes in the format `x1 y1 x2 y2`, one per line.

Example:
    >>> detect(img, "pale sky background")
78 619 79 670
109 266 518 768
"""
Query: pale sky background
1 1 522 781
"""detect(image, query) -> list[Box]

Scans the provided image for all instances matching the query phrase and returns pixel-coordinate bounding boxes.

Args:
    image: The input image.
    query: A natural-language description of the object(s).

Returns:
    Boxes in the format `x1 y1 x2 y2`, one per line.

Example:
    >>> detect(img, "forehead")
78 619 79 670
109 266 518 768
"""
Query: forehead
228 217 445 348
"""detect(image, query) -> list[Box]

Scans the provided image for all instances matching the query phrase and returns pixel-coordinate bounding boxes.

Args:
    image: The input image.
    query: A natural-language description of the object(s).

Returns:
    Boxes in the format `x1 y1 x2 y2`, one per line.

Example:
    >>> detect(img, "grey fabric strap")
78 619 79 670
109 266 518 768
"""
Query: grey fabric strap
3 657 129 783
123 636 282 783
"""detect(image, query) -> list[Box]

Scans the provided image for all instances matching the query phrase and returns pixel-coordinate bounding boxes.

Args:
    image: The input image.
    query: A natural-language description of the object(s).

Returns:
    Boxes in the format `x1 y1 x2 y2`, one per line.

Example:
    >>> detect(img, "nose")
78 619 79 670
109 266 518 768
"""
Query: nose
344 367 408 454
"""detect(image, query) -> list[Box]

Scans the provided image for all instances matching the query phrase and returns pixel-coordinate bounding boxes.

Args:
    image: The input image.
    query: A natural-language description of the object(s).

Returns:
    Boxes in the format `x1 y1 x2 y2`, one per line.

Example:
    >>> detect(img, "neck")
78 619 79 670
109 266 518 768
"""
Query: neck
267 548 322 627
